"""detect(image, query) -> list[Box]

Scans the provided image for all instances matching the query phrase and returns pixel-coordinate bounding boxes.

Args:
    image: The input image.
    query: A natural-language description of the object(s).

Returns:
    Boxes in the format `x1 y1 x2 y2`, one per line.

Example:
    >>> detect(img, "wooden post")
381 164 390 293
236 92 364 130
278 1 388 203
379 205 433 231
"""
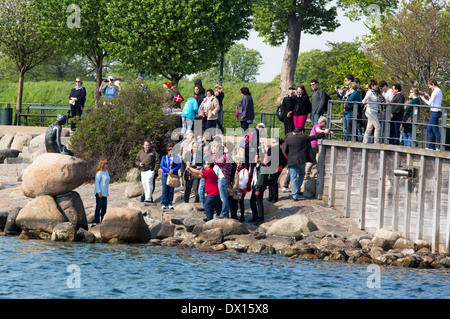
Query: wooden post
327 146 336 207
344 147 353 218
377 150 386 229
359 148 368 230
402 153 412 232
432 157 442 252
416 155 426 240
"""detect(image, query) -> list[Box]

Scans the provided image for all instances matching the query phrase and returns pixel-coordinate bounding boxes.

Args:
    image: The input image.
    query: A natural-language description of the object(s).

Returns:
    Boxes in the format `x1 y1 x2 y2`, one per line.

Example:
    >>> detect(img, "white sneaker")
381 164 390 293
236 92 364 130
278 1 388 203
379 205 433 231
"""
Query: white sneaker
168 205 174 210
161 206 167 209
282 187 290 192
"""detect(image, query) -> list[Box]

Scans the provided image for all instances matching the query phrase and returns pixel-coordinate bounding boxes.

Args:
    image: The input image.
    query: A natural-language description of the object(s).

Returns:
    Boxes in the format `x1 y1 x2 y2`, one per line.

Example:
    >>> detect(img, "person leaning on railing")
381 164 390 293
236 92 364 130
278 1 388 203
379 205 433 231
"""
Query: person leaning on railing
401 88 420 147
362 79 383 144
420 78 444 151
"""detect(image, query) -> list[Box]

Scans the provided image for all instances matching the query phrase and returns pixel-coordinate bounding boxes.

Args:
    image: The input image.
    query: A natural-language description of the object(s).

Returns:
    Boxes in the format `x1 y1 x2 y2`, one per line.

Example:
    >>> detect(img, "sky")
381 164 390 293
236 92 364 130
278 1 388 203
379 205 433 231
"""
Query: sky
239 8 372 83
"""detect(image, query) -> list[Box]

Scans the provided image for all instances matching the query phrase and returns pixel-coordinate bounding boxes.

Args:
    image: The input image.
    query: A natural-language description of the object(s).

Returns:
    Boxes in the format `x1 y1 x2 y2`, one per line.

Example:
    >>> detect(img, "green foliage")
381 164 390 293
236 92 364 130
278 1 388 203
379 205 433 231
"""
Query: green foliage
104 0 253 84
197 44 263 83
70 82 176 181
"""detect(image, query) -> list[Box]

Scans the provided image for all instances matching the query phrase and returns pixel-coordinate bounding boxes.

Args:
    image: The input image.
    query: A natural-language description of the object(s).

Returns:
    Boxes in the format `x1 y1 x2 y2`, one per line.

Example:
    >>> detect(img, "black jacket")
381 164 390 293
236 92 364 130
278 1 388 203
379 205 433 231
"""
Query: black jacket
281 95 297 119
284 132 326 166
391 92 405 115
294 94 311 116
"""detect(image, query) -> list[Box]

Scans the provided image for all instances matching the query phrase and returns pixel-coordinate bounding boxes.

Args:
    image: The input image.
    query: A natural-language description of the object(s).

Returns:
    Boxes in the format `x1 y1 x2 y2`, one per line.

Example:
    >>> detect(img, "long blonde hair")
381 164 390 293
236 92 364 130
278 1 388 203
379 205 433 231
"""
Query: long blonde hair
96 159 108 172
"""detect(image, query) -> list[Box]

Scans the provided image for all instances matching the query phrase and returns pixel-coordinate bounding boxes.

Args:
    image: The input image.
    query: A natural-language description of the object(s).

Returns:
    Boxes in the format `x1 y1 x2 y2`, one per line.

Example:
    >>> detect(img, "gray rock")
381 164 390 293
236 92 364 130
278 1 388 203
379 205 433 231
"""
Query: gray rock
54 191 88 230
51 222 77 242
202 218 249 236
4 207 22 235
267 214 318 236
155 221 175 239
126 168 141 182
0 211 9 231
223 240 247 252
247 242 266 254
196 228 223 245
75 228 96 243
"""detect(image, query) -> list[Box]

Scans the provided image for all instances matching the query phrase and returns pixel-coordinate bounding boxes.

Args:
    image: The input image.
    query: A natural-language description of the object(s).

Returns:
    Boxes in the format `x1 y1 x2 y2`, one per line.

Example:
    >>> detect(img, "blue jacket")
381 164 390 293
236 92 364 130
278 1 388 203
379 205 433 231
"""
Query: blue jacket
161 154 181 176
181 98 199 121
344 91 362 118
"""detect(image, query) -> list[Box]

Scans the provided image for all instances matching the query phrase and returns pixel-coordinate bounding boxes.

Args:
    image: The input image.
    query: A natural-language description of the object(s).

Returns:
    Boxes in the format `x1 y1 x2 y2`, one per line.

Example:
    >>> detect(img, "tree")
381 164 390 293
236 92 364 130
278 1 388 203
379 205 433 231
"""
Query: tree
252 0 398 102
104 0 252 86
197 44 263 83
365 0 450 90
36 0 111 107
0 0 56 124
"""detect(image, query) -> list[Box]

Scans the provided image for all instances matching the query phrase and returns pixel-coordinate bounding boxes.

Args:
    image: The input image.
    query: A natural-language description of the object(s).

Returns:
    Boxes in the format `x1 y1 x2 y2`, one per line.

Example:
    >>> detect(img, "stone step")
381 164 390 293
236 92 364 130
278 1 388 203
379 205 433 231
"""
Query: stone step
5 157 31 164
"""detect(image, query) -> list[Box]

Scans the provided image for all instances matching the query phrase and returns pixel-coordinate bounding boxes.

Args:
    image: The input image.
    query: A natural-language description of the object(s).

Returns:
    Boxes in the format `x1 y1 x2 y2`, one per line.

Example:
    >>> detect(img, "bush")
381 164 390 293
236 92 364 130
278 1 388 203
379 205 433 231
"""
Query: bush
70 82 176 181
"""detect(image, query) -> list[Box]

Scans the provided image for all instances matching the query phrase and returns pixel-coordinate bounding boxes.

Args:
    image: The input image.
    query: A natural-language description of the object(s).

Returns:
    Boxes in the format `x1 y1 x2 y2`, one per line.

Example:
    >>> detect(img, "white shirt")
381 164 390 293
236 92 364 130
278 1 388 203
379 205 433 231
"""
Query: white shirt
238 168 249 190
426 87 443 112
362 89 380 113
383 89 394 102
213 165 225 179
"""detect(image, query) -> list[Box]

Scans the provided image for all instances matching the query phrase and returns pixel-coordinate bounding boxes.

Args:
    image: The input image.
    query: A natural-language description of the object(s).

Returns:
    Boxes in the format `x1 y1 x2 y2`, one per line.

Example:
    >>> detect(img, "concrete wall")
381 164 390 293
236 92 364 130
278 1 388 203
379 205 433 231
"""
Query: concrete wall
316 140 450 253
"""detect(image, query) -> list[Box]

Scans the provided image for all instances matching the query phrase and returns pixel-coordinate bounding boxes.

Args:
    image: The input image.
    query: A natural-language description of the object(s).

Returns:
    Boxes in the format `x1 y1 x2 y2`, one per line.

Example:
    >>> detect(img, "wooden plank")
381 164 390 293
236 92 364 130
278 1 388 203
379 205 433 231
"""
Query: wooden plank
359 148 368 230
432 157 442 252
327 146 337 207
416 155 426 240
344 148 353 218
402 153 412 232
316 144 326 200
377 150 386 229
391 152 400 234
447 170 450 253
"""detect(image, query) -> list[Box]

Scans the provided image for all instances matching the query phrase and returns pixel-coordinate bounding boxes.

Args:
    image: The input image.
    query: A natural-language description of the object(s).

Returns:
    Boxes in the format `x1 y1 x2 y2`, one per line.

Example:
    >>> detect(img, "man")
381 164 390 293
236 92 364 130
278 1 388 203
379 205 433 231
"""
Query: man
378 80 393 142
68 77 86 132
284 126 331 201
389 83 405 145
186 161 222 222
310 79 329 126
135 139 160 204
249 155 269 223
420 78 443 151
280 87 297 134
212 137 233 219
99 76 120 101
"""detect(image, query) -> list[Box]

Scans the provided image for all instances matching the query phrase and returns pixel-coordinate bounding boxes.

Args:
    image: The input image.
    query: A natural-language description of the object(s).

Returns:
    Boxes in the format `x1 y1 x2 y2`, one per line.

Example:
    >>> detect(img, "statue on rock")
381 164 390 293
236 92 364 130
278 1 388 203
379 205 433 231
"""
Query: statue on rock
45 113 74 156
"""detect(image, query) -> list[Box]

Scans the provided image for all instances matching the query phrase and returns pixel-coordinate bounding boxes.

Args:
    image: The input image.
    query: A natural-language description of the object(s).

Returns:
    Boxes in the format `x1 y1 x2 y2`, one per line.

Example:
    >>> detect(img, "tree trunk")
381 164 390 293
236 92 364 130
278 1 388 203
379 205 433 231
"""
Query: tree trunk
278 15 303 104
95 56 104 108
15 69 25 125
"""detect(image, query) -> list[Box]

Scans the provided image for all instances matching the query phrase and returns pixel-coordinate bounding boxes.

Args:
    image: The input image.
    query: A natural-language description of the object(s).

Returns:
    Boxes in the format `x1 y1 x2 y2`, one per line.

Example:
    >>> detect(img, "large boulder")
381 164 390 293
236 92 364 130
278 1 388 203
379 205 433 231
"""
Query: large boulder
22 153 87 198
372 228 403 250
10 132 32 151
16 196 69 234
124 183 144 199
54 191 88 230
3 207 22 235
202 218 249 236
100 207 151 243
0 132 15 150
267 214 318 236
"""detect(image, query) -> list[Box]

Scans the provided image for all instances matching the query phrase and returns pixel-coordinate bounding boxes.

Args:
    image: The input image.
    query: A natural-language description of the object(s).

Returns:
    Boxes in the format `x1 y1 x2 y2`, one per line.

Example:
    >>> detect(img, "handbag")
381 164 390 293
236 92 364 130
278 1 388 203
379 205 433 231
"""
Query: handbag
165 155 180 188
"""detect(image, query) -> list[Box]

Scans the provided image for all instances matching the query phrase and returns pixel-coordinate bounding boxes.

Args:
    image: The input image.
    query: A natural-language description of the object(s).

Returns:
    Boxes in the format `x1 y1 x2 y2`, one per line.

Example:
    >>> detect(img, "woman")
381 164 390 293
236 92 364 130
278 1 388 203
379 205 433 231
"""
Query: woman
305 116 329 179
294 85 311 129
183 142 202 203
362 79 382 144
203 89 220 131
214 83 225 132
342 82 362 141
420 78 443 151
94 159 110 225
236 87 255 131
181 95 198 135
249 155 268 223
160 143 181 210
229 157 249 222
402 88 420 147
68 77 86 132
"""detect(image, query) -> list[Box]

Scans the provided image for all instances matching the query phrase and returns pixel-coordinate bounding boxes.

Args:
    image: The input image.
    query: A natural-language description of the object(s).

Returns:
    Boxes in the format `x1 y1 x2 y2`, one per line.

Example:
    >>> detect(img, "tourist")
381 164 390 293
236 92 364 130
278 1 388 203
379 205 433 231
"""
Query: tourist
354 78 367 141
305 116 329 179
363 79 382 144
94 159 110 225
241 122 266 171
293 85 311 129
203 89 220 132
236 87 255 131
160 143 181 210
194 81 206 131
389 83 405 145
342 82 362 141
310 79 329 126
249 155 268 223
196 142 213 212
99 76 120 100
183 142 202 203
229 157 249 222
285 126 330 201
180 95 198 135
68 77 86 132
378 80 393 142
420 78 443 151
212 138 234 219
186 161 222 222
401 88 420 147
214 83 225 132
280 87 296 134
135 139 160 204
265 137 287 203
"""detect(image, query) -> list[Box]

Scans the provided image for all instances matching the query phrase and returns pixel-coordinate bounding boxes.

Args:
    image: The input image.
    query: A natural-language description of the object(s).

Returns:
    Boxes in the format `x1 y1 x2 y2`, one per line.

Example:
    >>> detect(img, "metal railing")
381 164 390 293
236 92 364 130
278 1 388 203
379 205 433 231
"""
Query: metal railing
325 100 450 150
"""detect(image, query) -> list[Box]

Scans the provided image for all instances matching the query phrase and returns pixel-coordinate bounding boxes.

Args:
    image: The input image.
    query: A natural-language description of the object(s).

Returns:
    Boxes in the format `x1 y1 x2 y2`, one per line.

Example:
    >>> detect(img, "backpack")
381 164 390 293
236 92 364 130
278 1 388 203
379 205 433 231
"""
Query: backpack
276 104 284 122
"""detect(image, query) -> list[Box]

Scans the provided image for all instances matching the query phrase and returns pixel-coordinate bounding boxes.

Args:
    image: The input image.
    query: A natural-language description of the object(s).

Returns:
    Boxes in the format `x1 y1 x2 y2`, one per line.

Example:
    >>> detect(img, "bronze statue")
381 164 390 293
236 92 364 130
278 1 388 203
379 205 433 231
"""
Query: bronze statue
45 113 74 156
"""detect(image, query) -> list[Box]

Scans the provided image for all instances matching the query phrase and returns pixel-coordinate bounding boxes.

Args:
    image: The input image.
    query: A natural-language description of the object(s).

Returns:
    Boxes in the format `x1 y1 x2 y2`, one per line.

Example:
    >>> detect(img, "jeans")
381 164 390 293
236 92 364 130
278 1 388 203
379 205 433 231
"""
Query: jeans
289 162 305 199
343 117 352 141
427 111 441 149
311 113 322 126
94 194 107 223
181 117 193 135
218 177 229 217
198 178 206 208
204 195 222 220
402 131 412 147
161 174 174 206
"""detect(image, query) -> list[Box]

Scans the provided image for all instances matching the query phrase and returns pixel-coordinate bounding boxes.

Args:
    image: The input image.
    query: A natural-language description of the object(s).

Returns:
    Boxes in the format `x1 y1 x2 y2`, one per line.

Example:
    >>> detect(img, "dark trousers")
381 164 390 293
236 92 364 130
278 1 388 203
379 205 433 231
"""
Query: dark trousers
284 118 295 135
229 194 246 219
268 172 281 202
94 194 107 223
250 187 264 221
184 174 199 203
240 121 249 131
204 195 222 221
389 113 403 145
70 105 83 131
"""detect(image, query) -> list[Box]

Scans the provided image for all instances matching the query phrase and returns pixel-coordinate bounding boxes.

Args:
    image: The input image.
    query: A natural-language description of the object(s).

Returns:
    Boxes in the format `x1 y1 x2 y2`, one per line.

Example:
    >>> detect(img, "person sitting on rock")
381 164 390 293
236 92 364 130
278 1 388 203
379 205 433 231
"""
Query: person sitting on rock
45 113 74 156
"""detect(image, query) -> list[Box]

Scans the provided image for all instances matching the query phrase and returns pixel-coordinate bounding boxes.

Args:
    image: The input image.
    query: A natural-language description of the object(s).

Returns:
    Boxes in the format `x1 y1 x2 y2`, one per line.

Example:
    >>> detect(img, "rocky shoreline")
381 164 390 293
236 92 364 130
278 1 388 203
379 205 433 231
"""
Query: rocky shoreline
0 130 449 270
